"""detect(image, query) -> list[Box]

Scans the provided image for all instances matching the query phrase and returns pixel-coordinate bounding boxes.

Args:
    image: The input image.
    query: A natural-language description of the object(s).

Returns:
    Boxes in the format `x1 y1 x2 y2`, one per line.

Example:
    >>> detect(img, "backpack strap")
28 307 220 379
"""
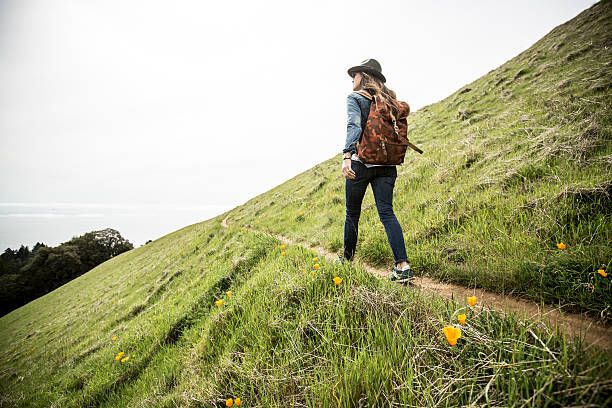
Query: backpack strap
407 141 424 154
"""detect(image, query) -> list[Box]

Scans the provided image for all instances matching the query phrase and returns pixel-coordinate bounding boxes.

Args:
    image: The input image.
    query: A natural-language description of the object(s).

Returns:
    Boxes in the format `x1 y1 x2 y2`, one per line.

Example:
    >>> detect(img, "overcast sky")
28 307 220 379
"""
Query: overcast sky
0 0 595 209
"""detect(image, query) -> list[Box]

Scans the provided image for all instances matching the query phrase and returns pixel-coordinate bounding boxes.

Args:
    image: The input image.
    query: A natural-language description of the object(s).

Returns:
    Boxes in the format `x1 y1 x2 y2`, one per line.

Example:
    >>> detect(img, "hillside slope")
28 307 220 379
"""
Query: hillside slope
1 2 611 407
228 1 612 319
1 222 611 406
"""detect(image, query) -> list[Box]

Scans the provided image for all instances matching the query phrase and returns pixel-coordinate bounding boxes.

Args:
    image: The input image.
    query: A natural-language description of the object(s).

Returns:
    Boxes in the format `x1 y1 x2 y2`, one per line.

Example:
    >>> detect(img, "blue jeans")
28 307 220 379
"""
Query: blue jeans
344 160 408 264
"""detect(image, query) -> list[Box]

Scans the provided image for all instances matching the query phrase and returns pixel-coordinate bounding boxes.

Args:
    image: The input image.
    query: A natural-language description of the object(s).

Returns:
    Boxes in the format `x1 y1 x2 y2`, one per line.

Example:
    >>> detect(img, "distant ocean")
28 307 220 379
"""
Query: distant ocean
0 203 234 250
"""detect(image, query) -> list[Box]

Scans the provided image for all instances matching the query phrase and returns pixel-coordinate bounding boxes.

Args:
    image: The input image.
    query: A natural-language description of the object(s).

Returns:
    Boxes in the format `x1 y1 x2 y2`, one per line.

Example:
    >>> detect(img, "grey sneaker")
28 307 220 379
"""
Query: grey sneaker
335 255 350 264
390 265 412 284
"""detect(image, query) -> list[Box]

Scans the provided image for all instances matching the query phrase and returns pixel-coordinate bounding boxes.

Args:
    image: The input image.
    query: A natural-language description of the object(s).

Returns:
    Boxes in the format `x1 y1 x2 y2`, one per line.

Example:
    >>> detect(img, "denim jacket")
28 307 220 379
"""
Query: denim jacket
343 92 371 155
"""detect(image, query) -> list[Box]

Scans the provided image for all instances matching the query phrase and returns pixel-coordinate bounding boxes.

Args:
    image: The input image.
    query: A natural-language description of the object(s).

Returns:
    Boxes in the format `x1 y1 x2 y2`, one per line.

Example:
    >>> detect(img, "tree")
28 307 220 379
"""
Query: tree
0 229 133 317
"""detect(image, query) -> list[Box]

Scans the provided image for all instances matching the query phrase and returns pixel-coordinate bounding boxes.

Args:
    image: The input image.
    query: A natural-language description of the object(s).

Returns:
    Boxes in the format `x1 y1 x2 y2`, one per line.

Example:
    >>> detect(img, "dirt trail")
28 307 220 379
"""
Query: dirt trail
221 217 612 351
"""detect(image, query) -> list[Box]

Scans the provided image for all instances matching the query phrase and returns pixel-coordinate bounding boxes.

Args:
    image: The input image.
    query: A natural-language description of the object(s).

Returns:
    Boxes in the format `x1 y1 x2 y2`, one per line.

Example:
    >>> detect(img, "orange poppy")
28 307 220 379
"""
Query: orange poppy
457 314 467 325
443 326 462 346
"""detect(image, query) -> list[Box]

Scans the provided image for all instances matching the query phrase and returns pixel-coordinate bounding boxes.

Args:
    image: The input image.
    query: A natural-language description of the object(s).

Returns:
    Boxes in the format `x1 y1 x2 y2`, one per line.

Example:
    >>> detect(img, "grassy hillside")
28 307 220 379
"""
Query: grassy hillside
1 222 610 407
228 1 612 319
1 2 611 407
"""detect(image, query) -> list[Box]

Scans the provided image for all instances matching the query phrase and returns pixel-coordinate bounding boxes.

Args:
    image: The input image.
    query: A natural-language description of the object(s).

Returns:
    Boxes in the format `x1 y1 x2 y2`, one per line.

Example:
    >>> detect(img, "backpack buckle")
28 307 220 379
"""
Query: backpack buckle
392 118 399 135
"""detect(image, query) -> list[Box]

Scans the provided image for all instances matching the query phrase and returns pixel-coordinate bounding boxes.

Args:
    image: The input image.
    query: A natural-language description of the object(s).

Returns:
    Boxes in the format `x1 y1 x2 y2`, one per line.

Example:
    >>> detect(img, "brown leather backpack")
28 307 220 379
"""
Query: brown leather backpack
356 90 423 164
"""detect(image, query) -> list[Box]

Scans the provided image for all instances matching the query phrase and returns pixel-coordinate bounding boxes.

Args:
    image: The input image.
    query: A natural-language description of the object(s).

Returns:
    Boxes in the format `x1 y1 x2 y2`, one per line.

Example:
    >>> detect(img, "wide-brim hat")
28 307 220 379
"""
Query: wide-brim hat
347 58 386 83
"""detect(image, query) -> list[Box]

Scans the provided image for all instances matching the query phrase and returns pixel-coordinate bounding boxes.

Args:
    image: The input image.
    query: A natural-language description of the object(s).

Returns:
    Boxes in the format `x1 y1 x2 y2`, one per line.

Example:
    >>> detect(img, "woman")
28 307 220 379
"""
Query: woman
341 58 412 283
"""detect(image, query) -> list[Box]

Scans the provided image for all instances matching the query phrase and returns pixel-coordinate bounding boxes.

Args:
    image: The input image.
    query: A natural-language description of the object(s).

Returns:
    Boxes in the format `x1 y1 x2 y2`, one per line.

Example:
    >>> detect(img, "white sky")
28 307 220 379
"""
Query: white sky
0 0 595 209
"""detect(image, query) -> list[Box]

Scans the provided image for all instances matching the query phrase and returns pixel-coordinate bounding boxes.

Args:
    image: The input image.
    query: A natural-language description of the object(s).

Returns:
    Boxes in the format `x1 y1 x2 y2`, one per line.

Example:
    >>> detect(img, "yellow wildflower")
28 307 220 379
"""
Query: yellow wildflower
281 251 286 257
333 276 343 286
121 356 129 363
314 263 320 270
467 296 477 307
117 351 125 357
457 314 467 325
215 299 225 307
313 257 319 262
226 398 234 407
556 242 566 250
235 397 241 406
443 326 462 346
115 355 121 361
280 244 286 250
226 290 233 298
111 335 118 341
598 269 607 278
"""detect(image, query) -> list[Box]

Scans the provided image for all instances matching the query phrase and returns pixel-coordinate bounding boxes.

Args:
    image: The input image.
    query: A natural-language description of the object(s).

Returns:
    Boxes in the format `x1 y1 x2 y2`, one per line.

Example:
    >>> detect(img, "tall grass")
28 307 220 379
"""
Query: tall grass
1 222 610 407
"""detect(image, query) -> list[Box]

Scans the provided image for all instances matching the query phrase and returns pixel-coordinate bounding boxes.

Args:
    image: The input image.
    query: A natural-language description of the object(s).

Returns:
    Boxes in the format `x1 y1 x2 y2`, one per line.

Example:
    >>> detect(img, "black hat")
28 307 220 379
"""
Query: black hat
347 58 386 83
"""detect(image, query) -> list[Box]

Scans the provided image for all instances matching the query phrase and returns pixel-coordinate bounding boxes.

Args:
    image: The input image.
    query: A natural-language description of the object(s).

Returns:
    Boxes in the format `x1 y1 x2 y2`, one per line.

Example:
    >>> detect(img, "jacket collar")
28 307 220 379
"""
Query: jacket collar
355 90 373 100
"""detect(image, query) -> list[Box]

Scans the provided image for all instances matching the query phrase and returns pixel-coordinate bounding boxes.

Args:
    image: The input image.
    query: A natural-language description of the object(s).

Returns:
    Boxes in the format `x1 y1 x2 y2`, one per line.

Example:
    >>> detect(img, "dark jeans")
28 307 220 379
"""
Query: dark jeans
344 160 408 264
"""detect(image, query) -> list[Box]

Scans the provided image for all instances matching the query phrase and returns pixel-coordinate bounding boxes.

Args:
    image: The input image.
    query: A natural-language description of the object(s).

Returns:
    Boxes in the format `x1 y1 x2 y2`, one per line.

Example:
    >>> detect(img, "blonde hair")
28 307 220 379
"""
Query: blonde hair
358 72 400 115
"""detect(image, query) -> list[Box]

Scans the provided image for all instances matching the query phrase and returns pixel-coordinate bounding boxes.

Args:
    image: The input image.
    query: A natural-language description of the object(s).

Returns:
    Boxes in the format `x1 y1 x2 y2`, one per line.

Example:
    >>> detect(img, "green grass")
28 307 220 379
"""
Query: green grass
1 2 612 407
1 221 610 407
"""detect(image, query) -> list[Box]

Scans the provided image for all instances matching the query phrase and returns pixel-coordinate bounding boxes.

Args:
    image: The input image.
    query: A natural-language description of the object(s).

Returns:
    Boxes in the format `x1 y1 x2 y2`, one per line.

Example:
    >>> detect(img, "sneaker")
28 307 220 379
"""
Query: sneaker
335 255 350 264
390 265 412 284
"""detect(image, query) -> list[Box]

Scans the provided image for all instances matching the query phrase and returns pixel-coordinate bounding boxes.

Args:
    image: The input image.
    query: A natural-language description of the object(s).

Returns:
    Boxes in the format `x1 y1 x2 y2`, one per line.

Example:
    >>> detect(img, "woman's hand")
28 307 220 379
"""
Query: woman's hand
342 158 356 180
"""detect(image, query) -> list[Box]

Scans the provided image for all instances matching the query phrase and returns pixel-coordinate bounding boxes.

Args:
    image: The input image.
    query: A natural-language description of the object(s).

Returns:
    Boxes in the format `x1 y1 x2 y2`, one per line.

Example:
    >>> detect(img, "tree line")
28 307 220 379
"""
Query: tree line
0 228 133 316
